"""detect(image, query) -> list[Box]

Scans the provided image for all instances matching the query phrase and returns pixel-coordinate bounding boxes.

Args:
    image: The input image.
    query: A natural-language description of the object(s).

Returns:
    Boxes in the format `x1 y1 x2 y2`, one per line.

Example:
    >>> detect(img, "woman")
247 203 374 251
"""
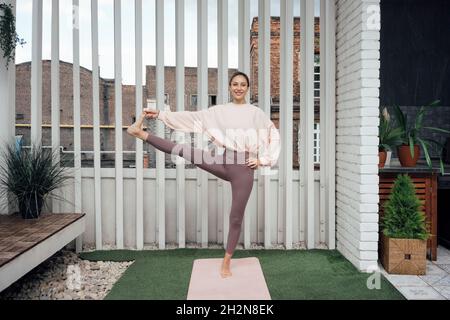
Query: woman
127 71 280 278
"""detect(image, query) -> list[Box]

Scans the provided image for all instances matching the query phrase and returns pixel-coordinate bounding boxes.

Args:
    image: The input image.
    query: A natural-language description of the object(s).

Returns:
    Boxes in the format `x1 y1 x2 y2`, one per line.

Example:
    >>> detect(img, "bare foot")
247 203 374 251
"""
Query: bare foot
127 113 148 140
220 253 232 278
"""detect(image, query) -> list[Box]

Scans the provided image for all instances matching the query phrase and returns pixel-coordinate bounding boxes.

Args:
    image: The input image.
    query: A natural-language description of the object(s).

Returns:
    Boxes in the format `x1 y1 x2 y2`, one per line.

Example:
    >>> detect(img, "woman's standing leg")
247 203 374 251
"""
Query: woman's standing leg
226 172 254 254
221 162 254 277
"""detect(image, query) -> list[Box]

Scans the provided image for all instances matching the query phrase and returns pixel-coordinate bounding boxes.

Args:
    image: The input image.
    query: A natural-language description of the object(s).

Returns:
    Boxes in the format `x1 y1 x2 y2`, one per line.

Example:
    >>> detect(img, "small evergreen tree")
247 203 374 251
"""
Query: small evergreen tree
382 174 429 240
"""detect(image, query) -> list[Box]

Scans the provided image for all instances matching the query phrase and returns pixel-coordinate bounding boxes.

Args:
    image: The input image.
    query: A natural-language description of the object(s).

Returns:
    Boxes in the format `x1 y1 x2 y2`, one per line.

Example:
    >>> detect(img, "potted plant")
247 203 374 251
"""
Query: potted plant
381 174 430 275
0 2 26 68
0 141 71 219
392 100 450 171
379 107 402 168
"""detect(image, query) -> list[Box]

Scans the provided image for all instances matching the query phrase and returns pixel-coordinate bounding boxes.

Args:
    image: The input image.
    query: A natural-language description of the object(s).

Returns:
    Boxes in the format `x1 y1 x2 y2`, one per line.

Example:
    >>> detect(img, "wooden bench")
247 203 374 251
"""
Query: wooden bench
0 213 86 292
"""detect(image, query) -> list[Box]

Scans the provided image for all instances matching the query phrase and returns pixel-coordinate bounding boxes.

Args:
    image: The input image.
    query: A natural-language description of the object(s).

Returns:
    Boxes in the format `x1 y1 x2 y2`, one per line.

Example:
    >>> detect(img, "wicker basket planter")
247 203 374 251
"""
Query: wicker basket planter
381 235 427 275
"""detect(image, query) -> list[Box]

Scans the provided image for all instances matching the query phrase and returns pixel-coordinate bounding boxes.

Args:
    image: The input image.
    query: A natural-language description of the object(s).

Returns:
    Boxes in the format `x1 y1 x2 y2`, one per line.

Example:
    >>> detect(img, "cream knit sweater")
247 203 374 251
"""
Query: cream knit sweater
157 102 281 167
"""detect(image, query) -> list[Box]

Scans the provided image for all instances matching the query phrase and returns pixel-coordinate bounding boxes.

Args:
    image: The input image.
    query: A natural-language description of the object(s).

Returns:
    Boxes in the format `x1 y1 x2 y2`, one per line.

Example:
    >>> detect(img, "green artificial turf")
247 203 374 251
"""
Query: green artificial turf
79 249 405 300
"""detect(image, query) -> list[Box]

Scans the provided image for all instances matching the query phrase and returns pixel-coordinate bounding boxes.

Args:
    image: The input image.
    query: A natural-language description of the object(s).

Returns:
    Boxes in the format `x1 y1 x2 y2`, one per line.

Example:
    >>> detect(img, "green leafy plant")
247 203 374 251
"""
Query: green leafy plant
392 100 450 172
0 141 71 219
0 3 26 68
381 174 429 240
379 107 403 151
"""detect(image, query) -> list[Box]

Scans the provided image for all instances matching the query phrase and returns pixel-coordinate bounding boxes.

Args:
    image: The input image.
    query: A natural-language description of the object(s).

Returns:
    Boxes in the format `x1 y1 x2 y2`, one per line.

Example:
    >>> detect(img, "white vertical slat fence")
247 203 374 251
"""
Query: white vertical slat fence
197 0 209 248
300 0 316 249
50 0 60 214
21 0 336 251
238 0 252 250
280 0 294 249
217 0 228 248
113 0 124 249
258 0 273 249
155 0 165 249
320 0 336 249
135 0 144 250
72 0 83 252
91 0 102 250
175 0 186 249
31 0 43 148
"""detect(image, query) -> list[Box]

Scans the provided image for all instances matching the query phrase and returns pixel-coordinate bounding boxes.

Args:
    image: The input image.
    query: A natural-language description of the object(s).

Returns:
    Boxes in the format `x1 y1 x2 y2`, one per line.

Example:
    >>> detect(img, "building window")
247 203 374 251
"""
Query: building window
16 113 24 120
146 94 170 108
209 95 217 106
313 55 321 164
190 94 217 107
313 122 320 164
191 94 197 107
314 61 320 99
298 122 320 164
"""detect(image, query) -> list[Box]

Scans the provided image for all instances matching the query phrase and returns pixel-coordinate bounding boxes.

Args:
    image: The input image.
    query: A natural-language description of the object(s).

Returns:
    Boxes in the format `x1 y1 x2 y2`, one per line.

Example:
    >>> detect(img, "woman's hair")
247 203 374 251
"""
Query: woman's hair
229 71 250 87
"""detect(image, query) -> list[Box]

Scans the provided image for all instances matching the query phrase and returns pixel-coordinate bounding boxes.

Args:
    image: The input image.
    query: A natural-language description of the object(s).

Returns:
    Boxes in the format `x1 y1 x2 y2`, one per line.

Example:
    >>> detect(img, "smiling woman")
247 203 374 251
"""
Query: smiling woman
228 71 250 103
127 71 281 279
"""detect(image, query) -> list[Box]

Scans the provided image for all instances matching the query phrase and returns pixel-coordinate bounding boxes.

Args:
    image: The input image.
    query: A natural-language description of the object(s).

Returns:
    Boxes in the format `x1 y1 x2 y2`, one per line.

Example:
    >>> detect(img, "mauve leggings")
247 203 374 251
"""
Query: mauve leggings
145 133 254 255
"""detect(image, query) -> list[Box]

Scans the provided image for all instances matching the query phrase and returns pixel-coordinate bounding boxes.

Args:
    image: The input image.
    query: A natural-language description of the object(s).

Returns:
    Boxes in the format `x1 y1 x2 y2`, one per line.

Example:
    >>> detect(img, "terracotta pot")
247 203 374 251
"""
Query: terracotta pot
397 145 420 167
379 150 387 168
143 154 149 168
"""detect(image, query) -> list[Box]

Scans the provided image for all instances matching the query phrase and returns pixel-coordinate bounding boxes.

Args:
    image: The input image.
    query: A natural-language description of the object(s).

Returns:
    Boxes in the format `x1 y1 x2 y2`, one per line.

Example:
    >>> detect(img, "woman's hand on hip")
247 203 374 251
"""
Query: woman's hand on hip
245 157 260 169
143 108 159 119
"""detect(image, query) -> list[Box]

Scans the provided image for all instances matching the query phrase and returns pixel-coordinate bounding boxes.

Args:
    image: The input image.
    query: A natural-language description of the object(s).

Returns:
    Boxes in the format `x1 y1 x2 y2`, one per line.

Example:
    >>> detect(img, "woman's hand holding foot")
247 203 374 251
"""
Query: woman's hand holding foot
127 111 150 140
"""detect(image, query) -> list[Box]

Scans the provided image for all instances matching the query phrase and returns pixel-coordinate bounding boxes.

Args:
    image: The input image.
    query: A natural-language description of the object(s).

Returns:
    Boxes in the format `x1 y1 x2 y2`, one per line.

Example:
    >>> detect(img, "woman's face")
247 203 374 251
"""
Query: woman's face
229 75 249 101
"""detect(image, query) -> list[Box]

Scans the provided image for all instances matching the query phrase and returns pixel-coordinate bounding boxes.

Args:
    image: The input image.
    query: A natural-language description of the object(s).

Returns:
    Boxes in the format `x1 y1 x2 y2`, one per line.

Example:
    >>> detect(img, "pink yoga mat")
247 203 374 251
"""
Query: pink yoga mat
187 257 271 300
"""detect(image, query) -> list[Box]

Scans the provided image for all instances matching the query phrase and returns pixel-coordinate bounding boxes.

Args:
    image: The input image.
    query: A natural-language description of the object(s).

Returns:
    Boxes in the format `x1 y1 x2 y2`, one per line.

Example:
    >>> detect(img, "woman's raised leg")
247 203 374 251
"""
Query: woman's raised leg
145 132 229 181
127 114 228 180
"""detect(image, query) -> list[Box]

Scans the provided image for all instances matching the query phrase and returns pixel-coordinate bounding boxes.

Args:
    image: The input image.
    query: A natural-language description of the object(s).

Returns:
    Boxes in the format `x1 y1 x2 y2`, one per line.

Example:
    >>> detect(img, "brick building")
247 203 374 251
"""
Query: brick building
15 60 145 165
14 16 320 168
250 17 320 102
14 61 238 167
250 16 321 167
145 65 238 111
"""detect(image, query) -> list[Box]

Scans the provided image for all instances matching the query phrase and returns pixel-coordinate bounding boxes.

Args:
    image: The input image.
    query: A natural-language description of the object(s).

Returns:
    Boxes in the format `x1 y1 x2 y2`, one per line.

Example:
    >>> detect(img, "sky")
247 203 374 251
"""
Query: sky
15 0 320 85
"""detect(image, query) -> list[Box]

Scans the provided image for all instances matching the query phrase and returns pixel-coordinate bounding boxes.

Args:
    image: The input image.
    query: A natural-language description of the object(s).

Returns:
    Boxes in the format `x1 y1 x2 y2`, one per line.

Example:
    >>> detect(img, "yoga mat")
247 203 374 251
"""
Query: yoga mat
187 257 271 300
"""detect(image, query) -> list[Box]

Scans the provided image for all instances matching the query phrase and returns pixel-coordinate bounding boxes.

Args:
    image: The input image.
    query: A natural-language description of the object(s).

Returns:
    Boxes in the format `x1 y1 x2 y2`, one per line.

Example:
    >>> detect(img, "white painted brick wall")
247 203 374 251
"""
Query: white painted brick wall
335 0 380 272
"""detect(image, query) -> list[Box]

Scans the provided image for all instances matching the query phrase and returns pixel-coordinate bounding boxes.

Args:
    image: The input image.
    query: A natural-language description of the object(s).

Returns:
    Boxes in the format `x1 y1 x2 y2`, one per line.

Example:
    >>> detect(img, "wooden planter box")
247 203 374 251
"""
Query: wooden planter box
379 171 437 260
381 235 427 275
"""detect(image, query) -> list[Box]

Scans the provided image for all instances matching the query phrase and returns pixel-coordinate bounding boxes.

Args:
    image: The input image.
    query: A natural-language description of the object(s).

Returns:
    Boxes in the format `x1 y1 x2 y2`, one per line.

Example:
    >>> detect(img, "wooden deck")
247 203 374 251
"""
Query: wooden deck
0 213 85 292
